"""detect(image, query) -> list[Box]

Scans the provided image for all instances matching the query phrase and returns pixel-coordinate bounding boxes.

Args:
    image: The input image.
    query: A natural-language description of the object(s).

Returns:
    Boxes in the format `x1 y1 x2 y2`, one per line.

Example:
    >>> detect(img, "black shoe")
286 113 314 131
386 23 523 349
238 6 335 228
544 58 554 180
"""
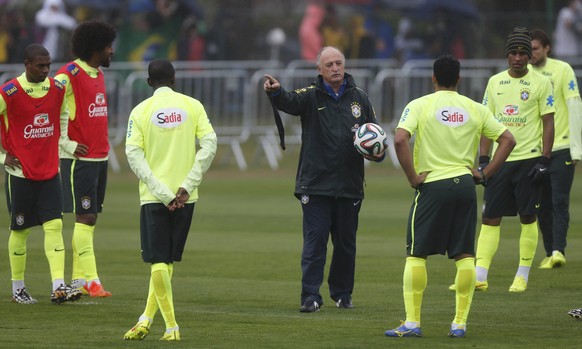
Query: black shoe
300 300 321 313
336 296 353 309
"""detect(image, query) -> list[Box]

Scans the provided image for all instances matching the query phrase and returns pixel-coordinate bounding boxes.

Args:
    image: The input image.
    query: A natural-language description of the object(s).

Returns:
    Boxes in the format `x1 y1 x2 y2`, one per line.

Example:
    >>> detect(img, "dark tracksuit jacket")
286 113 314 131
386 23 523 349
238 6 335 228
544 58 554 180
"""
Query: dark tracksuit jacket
269 73 379 200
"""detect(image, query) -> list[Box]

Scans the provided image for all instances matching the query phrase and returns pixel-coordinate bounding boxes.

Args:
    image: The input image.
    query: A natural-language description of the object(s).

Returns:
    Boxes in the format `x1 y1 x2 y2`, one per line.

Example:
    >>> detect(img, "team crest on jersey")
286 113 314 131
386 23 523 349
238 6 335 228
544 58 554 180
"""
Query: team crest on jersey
520 89 530 101
351 102 362 118
81 196 91 210
3 83 17 96
16 214 24 226
33 113 49 127
301 195 309 204
436 107 468 127
152 107 187 129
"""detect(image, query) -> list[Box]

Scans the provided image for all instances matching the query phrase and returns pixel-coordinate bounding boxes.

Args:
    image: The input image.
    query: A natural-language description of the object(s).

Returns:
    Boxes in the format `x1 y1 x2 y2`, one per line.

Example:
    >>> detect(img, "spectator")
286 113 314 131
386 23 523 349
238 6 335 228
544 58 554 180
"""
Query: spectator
299 1 325 61
553 0 582 59
35 0 77 62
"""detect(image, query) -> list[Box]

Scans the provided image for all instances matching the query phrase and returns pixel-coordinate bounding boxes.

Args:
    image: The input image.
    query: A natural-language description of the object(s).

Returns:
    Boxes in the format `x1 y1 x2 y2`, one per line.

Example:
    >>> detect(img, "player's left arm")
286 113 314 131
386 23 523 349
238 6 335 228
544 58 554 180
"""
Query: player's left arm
180 106 218 196
566 96 582 162
57 92 79 155
541 112 555 158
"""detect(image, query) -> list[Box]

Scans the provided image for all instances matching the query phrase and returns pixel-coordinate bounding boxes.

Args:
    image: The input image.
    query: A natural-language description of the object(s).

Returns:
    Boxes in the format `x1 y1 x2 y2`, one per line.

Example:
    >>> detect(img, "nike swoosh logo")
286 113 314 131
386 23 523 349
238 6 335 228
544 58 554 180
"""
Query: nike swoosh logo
13 252 25 256
354 200 361 206
566 161 573 165
521 258 533 261
54 248 64 252
539 168 546 172
318 107 326 111
497 92 504 95
535 204 540 208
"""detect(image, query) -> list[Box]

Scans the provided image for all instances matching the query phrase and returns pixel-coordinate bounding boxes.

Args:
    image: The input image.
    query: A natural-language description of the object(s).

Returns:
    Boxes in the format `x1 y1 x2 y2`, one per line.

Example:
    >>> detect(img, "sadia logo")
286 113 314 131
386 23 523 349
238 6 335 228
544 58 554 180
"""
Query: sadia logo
504 105 519 115
33 113 49 127
436 107 468 127
152 108 187 128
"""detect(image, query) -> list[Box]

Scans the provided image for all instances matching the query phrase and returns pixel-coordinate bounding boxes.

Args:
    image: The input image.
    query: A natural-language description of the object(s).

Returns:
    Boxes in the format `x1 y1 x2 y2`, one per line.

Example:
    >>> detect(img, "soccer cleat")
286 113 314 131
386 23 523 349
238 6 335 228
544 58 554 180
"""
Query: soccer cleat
160 329 180 341
449 328 466 338
538 256 552 269
551 252 566 268
65 285 83 302
336 296 353 309
385 322 422 338
87 282 112 297
300 300 320 313
568 308 582 319
508 276 527 292
50 284 81 304
448 280 488 292
12 287 37 304
124 320 151 340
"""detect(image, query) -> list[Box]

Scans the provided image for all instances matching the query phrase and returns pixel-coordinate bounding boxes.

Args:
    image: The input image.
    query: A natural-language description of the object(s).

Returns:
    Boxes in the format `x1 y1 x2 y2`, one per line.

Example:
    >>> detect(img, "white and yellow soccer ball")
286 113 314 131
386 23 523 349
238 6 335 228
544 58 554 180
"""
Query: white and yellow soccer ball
353 123 388 157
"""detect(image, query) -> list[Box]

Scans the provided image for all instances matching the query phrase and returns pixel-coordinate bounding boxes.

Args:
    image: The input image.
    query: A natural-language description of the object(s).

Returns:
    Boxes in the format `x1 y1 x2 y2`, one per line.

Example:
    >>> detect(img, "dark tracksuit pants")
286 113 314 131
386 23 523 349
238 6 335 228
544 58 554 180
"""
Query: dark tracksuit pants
538 149 576 256
299 195 361 305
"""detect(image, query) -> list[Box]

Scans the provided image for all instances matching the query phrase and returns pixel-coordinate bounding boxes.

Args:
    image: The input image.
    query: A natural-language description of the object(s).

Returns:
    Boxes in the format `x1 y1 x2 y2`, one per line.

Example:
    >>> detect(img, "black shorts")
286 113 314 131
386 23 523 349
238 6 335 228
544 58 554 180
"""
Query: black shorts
140 203 195 264
5 173 63 230
406 175 477 258
61 159 108 214
482 157 541 218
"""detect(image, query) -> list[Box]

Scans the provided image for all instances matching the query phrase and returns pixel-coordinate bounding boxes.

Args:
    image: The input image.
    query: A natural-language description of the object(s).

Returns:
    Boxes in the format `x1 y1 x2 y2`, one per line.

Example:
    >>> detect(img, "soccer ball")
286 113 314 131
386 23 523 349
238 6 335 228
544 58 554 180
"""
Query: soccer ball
353 123 388 157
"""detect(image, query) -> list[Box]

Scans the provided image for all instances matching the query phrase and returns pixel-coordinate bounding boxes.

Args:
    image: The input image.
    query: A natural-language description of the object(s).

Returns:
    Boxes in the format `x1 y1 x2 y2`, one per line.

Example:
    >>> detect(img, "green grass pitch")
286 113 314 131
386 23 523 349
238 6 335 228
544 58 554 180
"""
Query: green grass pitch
0 149 581 348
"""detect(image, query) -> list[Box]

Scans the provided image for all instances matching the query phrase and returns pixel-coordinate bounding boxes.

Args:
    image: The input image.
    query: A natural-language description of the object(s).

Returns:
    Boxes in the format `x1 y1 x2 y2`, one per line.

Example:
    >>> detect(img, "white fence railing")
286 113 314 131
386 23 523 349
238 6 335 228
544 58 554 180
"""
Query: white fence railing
1 58 578 170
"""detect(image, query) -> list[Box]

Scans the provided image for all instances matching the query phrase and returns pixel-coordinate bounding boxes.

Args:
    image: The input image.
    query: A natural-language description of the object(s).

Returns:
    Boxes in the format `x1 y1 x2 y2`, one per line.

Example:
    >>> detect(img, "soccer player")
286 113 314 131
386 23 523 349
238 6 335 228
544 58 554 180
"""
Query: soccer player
0 43 82 304
55 20 116 297
529 28 582 269
385 54 515 338
471 27 554 293
264 46 384 313
123 59 217 341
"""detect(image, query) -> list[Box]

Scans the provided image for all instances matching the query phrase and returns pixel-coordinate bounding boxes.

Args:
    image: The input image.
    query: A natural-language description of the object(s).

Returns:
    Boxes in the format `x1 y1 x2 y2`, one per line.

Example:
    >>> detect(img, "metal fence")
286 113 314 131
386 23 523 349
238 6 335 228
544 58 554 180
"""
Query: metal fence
1 57 580 171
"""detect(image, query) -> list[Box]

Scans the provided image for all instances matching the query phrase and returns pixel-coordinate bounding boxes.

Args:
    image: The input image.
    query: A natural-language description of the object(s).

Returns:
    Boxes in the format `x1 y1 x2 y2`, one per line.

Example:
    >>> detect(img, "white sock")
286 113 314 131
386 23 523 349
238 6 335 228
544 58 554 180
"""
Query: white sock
451 322 466 330
138 315 153 324
72 278 87 289
52 279 65 291
515 266 530 281
552 250 562 256
475 266 488 282
166 326 179 334
404 321 419 329
12 280 25 294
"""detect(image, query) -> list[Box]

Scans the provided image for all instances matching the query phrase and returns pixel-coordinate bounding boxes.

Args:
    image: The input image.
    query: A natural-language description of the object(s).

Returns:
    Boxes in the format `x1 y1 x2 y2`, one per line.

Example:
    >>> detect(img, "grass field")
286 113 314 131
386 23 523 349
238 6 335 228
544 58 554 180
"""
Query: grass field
1 146 582 348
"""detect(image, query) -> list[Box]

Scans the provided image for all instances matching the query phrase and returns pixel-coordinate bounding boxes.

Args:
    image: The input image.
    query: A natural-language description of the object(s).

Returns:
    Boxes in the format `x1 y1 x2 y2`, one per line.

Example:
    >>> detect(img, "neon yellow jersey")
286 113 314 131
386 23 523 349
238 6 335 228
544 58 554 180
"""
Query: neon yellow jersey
125 86 215 202
483 69 555 161
398 90 507 183
529 58 580 151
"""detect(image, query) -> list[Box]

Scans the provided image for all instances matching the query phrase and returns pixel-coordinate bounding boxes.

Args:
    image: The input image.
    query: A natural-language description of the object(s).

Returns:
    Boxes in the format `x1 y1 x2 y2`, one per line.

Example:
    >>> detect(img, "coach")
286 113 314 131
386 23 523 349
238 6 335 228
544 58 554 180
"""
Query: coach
264 46 383 313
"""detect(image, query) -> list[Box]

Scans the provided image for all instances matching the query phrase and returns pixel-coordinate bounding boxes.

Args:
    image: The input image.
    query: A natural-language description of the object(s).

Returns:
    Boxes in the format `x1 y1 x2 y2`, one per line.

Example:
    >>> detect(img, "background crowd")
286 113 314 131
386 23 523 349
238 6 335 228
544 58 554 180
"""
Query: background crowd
0 0 579 66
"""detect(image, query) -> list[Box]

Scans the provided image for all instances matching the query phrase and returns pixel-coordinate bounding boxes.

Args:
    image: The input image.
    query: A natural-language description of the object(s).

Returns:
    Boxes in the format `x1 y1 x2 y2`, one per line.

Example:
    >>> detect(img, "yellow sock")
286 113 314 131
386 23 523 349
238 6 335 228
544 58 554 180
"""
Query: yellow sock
519 222 538 267
73 223 98 280
9 229 31 280
143 263 174 320
152 263 177 329
71 234 83 281
453 257 476 325
43 219 65 282
403 257 427 324
475 225 500 270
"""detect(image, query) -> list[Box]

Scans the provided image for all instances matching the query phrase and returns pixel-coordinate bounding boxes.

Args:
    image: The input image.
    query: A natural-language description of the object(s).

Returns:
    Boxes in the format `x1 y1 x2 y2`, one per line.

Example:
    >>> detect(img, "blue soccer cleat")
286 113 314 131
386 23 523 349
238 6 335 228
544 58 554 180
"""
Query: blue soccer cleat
385 322 422 338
